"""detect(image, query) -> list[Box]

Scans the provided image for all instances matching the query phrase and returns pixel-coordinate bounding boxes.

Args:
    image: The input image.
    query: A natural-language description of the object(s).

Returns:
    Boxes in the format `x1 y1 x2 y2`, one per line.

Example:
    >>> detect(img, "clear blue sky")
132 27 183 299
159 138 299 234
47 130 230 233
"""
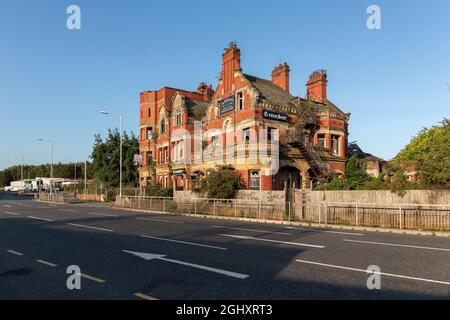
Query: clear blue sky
1 0 449 170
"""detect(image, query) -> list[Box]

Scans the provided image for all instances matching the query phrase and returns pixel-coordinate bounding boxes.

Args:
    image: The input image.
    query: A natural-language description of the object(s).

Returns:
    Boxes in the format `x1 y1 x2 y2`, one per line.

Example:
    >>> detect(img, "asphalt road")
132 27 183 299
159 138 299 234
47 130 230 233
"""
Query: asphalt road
0 192 449 300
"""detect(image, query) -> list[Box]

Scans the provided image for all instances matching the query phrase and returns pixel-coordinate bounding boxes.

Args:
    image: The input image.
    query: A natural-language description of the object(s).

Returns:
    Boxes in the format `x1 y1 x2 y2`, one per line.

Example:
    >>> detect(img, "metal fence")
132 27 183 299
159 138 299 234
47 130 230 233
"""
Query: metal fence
115 196 450 231
35 192 65 203
300 202 450 231
116 196 292 221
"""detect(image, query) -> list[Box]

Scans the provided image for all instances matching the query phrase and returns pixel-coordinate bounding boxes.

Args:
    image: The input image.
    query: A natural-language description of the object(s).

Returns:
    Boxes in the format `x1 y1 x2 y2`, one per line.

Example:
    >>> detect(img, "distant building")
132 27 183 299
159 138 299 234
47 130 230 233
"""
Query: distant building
348 142 388 177
6 178 78 192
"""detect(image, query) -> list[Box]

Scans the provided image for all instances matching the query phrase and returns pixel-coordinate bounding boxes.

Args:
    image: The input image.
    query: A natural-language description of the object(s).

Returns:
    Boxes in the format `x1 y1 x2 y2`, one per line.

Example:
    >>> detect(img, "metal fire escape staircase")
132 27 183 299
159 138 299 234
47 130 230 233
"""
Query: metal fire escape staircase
285 99 335 183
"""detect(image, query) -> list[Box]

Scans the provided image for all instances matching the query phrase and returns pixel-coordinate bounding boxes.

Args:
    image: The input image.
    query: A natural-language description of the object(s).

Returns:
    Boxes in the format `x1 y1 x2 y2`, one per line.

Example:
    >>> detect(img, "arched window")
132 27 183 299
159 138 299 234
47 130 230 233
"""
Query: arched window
160 119 166 134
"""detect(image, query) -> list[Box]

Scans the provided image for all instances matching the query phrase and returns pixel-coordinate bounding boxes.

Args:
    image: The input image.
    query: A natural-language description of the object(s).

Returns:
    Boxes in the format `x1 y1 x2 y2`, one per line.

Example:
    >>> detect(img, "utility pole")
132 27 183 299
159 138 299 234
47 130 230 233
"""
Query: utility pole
84 161 87 196
20 153 24 181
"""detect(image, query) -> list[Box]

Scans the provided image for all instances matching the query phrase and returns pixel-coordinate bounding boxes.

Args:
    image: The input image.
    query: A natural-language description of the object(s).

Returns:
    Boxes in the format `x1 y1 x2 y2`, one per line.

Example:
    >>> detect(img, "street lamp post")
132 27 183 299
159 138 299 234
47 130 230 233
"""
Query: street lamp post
100 111 123 198
36 138 54 198
12 152 24 181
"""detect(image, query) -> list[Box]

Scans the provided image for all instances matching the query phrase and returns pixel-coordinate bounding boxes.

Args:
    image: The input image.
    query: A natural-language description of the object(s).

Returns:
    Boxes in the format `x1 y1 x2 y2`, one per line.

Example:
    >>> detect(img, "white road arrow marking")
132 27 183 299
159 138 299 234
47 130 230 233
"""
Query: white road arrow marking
122 250 249 279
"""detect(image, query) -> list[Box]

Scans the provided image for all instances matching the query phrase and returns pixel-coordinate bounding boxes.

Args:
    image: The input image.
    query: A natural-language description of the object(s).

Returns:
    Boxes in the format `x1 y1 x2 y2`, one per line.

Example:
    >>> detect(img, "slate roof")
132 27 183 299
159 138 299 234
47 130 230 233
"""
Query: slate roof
348 143 386 162
243 73 347 117
185 98 209 121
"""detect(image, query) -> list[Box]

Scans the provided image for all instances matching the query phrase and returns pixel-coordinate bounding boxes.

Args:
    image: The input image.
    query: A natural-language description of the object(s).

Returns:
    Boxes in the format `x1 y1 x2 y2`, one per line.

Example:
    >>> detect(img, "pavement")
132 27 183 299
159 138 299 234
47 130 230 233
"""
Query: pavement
0 192 449 300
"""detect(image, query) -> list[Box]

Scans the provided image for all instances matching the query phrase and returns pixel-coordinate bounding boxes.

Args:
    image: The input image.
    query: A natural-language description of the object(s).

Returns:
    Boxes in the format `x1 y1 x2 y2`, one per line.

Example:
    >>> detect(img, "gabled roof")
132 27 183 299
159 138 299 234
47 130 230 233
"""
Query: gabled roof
244 74 297 108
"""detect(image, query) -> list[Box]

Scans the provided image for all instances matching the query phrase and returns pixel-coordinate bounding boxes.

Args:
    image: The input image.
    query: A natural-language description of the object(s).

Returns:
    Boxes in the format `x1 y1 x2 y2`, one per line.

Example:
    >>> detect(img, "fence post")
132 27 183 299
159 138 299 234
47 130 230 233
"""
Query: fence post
150 197 153 211
355 203 359 226
194 200 197 215
325 204 328 225
319 203 322 224
399 205 403 229
258 200 261 220
138 196 141 210
213 200 216 216
234 200 237 219
288 202 291 221
163 198 166 212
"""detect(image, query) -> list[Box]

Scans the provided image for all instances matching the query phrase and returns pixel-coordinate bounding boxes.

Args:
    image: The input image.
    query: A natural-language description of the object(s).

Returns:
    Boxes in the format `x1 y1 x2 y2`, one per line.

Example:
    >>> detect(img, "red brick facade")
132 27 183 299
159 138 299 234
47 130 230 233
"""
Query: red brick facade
139 43 350 191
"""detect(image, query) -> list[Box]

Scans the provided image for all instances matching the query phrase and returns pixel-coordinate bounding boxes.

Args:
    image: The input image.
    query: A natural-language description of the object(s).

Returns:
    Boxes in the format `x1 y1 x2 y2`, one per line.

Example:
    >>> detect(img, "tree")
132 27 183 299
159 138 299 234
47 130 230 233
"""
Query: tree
91 129 139 188
394 118 450 188
344 155 371 190
389 170 409 197
200 166 244 199
0 163 94 187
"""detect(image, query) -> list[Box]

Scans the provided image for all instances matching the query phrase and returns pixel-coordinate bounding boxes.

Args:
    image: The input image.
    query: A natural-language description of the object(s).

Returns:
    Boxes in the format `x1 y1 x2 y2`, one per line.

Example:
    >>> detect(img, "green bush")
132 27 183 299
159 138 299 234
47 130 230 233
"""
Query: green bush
200 166 244 199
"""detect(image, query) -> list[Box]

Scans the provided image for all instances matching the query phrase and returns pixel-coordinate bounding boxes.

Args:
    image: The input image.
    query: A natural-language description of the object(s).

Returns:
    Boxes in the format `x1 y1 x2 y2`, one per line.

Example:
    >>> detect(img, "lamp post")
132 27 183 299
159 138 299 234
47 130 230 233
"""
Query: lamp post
36 138 54 197
12 152 24 181
100 111 123 197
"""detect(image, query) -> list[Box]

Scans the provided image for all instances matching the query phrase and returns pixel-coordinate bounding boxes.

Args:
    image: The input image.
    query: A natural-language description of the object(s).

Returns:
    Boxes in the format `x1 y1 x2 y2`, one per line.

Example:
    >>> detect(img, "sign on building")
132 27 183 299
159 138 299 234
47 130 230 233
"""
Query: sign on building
262 109 289 122
172 168 186 175
219 96 235 116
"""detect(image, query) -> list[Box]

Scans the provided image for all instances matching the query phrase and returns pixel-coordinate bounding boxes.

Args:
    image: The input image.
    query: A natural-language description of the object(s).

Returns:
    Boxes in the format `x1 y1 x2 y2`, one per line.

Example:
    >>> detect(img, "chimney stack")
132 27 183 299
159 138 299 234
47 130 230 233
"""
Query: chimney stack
221 42 241 94
271 63 290 92
306 70 327 103
197 82 214 101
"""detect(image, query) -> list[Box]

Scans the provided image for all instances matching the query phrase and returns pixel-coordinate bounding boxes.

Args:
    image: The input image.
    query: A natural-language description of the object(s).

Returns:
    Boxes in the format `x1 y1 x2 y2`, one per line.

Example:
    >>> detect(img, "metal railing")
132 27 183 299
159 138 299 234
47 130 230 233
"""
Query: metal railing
115 195 292 221
302 202 450 231
115 196 450 232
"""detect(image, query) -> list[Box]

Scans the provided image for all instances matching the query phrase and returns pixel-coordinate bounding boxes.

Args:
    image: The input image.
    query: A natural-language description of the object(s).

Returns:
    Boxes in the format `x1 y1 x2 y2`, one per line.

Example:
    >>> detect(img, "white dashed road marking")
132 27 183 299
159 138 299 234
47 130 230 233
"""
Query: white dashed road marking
136 217 183 224
343 239 450 252
212 225 291 235
87 212 119 217
28 216 54 222
141 235 227 250
67 223 113 232
286 226 364 236
4 211 19 216
58 209 76 212
296 259 450 286
219 234 325 248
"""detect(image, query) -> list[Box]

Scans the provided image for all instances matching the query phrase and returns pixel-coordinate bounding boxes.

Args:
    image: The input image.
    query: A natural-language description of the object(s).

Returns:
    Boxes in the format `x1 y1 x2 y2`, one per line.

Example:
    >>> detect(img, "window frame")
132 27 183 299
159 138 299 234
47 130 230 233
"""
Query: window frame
331 134 340 155
317 133 326 148
249 170 261 190
236 91 244 111
175 109 182 126
160 119 166 134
